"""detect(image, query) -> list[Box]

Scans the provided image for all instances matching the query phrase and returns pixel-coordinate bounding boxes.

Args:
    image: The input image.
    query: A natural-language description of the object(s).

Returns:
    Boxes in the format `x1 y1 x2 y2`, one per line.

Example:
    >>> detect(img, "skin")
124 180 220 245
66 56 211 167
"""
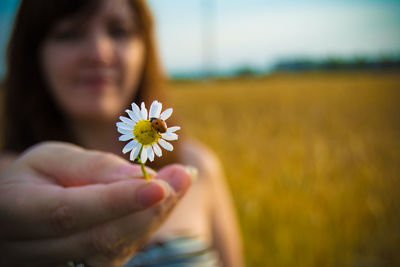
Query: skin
41 0 145 122
154 139 245 267
0 142 192 266
0 0 244 266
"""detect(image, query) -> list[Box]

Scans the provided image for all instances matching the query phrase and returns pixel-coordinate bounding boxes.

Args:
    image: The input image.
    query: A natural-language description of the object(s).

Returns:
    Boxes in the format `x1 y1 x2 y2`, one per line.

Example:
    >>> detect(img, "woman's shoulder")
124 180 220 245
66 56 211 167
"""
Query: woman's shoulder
180 139 224 181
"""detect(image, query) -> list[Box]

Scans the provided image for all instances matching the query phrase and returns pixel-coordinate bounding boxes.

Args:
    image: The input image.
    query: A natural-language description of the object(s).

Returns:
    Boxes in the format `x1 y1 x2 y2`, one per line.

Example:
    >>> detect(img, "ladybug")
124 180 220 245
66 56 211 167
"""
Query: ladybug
150 117 167 133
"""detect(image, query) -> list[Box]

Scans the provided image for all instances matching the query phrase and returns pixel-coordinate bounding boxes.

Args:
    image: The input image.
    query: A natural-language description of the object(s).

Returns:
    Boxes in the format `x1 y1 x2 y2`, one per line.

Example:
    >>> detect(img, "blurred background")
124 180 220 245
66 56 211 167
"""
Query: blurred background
1 0 400 266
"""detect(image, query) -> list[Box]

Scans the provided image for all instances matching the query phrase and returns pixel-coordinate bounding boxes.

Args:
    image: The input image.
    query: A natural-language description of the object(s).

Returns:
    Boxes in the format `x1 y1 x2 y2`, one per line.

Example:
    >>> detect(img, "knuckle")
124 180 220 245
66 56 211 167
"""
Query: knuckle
100 191 122 217
19 142 50 161
24 141 61 155
86 151 116 171
48 201 75 233
20 141 75 162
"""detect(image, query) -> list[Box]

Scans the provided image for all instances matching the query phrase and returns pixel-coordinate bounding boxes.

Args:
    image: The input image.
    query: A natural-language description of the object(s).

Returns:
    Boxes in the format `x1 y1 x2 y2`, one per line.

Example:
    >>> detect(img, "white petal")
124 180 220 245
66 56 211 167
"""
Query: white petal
131 102 141 114
160 108 173 121
155 102 163 118
149 100 162 119
158 139 174 151
147 146 155 162
119 133 134 141
119 116 134 126
130 144 141 161
167 126 181 133
140 146 148 163
131 103 142 120
117 127 132 135
149 101 157 118
122 139 137 154
125 110 139 122
161 132 178 141
140 102 148 120
152 143 162 157
116 122 132 130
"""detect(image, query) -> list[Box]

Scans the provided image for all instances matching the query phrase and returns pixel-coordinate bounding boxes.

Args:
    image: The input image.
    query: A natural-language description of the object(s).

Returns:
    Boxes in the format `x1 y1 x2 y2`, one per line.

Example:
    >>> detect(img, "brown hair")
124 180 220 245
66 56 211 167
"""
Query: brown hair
2 0 179 168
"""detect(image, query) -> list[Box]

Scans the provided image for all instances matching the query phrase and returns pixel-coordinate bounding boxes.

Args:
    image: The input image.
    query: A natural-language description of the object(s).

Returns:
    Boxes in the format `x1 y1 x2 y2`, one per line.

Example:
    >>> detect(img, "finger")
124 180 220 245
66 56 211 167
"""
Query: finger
155 164 193 197
2 178 170 239
19 141 155 186
84 188 178 266
2 188 178 265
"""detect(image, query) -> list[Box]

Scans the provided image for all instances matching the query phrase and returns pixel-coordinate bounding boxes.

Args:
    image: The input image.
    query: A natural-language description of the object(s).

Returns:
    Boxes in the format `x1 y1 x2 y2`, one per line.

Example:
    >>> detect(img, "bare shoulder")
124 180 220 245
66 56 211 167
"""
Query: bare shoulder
179 139 224 182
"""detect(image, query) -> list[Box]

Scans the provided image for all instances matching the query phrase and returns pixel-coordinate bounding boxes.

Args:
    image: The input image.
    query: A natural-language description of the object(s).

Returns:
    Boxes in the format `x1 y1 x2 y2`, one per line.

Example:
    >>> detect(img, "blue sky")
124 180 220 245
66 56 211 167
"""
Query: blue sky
148 0 400 75
1 0 400 77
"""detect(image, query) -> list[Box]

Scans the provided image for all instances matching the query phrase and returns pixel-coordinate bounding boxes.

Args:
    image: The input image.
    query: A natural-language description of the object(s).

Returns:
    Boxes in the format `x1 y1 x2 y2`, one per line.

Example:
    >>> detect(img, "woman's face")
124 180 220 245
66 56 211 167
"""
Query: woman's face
41 0 145 122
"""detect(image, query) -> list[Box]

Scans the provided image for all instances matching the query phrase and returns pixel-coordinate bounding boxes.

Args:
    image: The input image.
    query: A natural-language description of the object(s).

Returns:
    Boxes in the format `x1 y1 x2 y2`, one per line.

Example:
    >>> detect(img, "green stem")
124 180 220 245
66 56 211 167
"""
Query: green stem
137 146 149 180
140 162 149 180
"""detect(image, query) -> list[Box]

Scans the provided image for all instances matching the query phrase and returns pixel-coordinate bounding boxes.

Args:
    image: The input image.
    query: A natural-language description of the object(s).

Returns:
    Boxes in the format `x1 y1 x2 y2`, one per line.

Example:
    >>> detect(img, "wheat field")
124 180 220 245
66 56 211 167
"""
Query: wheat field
170 71 400 267
0 71 399 266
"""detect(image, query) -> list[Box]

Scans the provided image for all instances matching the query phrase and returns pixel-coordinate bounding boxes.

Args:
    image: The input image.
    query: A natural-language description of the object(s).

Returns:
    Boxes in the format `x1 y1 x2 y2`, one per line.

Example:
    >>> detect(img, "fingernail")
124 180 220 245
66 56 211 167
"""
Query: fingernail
155 180 172 196
167 169 191 195
137 182 167 207
184 165 198 182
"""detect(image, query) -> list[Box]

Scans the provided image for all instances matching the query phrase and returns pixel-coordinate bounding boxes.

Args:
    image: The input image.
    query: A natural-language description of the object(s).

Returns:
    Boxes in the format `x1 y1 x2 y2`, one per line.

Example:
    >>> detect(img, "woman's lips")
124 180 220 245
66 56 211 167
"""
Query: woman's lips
78 73 115 92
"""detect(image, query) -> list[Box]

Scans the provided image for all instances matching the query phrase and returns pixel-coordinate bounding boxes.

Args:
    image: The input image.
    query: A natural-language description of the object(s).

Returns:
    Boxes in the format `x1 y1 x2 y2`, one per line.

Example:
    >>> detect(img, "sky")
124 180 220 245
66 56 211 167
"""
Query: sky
1 0 400 77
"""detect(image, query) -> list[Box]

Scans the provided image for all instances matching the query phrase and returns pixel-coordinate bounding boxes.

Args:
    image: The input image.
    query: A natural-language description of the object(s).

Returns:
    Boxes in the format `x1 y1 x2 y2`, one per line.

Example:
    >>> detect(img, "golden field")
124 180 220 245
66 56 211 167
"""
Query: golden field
0 71 398 266
170 71 400 267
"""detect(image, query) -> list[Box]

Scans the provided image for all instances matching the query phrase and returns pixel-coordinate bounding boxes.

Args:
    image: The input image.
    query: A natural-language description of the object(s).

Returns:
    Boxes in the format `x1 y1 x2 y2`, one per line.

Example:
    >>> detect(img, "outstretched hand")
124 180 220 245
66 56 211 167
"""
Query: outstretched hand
0 142 192 267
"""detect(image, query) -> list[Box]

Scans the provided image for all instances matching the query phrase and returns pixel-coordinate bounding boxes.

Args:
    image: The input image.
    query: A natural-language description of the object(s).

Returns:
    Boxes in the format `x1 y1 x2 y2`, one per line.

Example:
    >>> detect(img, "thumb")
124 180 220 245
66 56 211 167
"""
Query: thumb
155 164 194 197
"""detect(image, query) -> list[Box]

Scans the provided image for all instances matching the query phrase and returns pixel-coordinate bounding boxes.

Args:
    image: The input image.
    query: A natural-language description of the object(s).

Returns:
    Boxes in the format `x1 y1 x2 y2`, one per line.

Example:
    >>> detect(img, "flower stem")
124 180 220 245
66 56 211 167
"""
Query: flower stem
137 146 149 180
140 162 149 180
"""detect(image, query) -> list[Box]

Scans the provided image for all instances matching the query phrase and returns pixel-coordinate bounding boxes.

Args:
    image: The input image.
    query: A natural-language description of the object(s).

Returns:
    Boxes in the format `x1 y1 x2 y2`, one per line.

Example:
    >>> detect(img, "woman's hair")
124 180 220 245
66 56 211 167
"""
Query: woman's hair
2 0 179 167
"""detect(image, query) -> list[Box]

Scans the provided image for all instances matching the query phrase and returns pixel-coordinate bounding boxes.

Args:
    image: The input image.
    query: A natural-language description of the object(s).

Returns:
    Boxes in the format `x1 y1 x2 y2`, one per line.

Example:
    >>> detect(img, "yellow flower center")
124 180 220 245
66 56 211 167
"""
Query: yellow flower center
133 120 160 145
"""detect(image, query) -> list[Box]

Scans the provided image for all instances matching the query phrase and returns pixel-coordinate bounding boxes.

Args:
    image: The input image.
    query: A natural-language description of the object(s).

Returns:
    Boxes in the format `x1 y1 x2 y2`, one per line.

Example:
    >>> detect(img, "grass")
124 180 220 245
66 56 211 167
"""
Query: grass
170 71 400 267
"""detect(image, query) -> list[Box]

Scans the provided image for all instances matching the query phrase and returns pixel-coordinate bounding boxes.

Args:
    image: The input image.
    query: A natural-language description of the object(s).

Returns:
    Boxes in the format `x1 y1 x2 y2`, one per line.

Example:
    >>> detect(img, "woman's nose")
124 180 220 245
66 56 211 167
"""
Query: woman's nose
83 32 114 65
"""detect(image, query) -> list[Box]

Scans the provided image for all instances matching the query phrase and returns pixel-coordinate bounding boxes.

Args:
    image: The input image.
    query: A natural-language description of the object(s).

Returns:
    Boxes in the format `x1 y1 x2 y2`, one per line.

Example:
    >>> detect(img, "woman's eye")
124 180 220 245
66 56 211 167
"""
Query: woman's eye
108 23 136 39
107 20 136 38
51 28 83 41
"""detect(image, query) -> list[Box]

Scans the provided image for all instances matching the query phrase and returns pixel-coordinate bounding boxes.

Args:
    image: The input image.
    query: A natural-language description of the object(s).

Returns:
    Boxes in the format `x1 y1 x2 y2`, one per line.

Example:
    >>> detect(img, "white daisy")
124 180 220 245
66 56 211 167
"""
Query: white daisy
116 100 180 164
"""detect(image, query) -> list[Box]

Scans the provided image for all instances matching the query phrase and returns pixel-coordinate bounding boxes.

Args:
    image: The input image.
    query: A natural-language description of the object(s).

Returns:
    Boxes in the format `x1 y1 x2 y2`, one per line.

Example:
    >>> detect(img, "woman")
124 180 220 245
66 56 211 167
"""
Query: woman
0 0 244 266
